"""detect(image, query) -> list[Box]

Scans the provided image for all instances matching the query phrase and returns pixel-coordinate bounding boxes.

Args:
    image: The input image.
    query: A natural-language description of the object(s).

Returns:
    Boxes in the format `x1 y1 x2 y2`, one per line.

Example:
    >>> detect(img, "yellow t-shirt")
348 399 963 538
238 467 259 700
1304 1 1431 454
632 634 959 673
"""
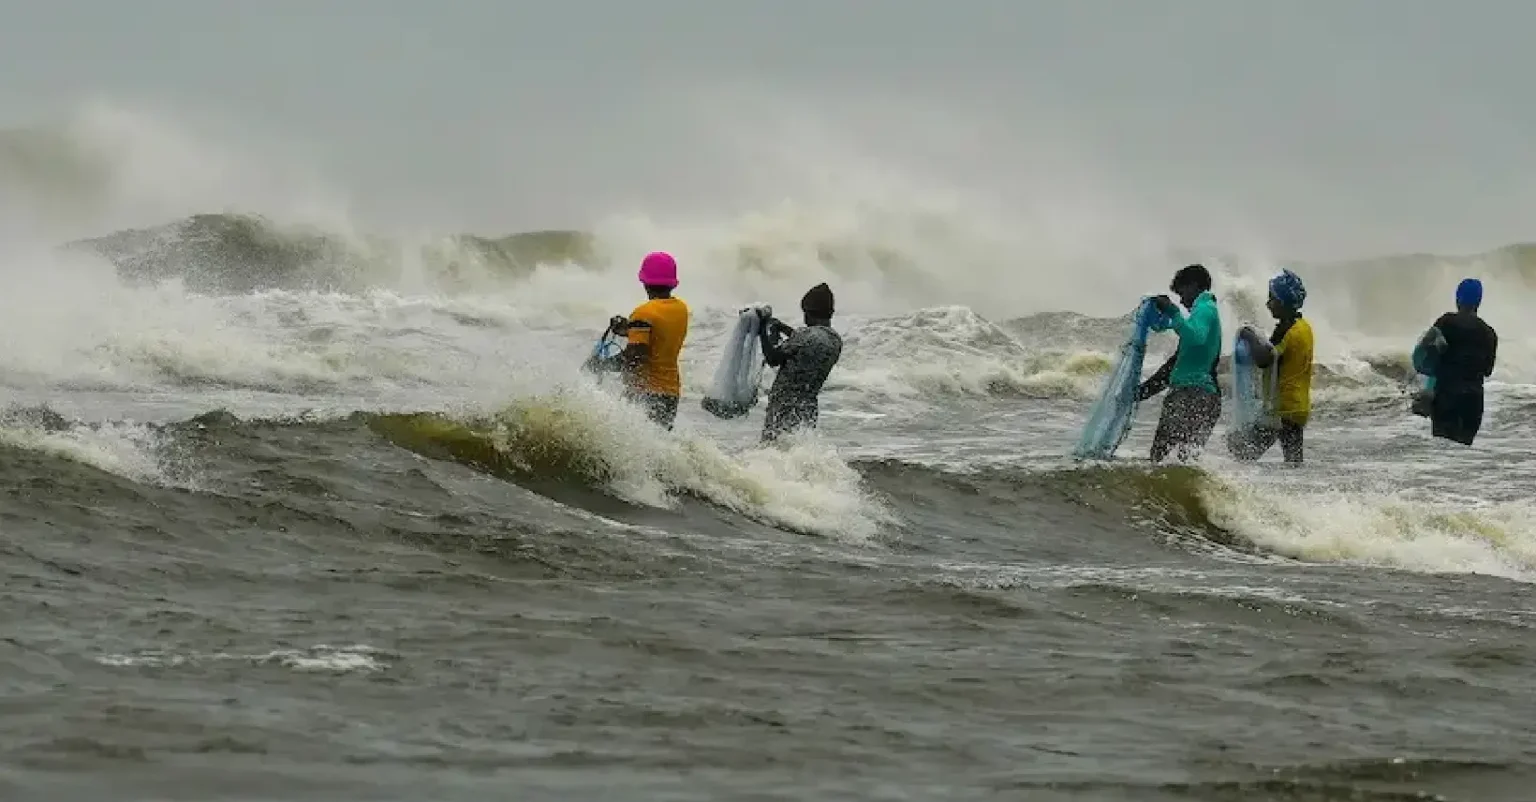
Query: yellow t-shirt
1268 317 1314 425
625 297 689 396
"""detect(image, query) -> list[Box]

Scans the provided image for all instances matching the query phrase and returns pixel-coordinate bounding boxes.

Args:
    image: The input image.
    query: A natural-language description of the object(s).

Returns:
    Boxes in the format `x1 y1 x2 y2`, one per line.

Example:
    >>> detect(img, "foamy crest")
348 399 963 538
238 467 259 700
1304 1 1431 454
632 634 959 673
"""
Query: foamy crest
0 269 506 400
826 306 1112 403
96 644 388 674
0 417 179 487
474 383 894 543
1198 478 1536 583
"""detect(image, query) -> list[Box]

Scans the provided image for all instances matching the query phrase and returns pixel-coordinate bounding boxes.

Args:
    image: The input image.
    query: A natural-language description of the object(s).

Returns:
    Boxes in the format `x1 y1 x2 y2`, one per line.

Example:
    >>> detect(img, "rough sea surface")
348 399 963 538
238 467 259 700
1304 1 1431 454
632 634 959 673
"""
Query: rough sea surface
3 120 1536 799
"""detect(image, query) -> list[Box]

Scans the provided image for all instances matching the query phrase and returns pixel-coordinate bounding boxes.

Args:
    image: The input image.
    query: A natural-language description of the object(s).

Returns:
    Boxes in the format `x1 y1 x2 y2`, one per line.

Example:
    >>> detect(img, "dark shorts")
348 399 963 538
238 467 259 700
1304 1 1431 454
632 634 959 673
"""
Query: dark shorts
1227 418 1305 464
1431 387 1483 446
625 390 680 430
1151 386 1220 463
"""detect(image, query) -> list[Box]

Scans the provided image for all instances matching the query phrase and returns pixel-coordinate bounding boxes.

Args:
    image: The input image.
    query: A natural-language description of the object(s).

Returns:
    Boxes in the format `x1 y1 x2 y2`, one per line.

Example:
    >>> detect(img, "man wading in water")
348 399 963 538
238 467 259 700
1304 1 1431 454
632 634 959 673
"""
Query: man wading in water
588 251 691 430
1228 269 1314 465
757 283 843 444
1136 264 1223 463
1417 278 1498 446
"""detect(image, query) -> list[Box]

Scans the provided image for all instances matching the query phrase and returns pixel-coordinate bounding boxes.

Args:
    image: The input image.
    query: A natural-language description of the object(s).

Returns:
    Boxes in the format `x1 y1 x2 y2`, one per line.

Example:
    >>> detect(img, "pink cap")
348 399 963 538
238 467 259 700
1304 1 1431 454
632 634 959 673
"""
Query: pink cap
637 251 679 287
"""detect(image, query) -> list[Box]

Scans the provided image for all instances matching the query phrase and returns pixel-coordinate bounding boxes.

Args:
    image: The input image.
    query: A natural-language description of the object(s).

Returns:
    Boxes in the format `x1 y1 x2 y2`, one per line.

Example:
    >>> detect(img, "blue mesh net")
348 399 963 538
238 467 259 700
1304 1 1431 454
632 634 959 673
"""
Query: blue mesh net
1074 297 1172 460
1229 334 1273 435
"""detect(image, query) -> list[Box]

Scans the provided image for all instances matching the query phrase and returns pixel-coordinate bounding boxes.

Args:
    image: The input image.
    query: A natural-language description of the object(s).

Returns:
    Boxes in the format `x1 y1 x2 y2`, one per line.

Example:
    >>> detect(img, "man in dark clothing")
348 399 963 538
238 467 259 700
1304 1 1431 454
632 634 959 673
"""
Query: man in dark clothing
1422 277 1498 446
757 283 843 443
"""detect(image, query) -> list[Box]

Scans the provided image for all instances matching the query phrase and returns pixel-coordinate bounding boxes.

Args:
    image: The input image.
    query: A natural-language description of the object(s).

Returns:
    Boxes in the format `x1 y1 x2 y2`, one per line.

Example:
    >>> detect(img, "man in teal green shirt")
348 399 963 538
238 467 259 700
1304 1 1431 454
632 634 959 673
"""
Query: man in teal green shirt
1136 264 1223 462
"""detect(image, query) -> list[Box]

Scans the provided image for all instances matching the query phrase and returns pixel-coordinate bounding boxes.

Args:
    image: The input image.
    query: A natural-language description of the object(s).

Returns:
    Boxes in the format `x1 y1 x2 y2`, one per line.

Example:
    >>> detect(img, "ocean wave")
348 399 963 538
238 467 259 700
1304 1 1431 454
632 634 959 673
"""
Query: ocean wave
58 210 1536 316
857 458 1536 583
362 391 896 544
0 404 185 488
6 395 1534 589
0 393 891 545
67 214 600 295
9 102 1536 371
37 207 1530 399
0 241 1430 417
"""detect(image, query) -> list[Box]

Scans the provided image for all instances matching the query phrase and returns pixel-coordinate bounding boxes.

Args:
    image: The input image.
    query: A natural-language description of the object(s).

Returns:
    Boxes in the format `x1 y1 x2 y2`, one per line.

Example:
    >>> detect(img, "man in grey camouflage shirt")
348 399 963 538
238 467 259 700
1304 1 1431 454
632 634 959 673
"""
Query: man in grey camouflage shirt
757 283 843 443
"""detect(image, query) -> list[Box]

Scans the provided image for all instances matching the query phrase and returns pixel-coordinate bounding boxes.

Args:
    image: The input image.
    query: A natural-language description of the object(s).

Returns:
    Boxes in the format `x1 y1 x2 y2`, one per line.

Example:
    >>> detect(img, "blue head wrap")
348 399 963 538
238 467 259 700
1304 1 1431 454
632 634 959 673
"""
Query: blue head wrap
1268 269 1306 309
1456 278 1483 308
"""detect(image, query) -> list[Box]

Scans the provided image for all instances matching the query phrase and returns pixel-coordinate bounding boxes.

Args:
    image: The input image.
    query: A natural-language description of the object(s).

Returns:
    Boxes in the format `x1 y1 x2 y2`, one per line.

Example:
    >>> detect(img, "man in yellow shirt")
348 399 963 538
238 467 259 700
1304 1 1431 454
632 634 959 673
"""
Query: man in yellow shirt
1229 269 1313 464
589 251 691 429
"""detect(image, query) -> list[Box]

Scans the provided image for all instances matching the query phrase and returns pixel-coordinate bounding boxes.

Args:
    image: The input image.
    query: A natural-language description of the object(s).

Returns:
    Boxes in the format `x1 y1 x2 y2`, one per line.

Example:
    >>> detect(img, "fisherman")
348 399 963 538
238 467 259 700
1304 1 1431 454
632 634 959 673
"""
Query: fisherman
588 251 691 430
1419 278 1497 446
1228 269 1314 464
1136 264 1223 462
757 283 843 443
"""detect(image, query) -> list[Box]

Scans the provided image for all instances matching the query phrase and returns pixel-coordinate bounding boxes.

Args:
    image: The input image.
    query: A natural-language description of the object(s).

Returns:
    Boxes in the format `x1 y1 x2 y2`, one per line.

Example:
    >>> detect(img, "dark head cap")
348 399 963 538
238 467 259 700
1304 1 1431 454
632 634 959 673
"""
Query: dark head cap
801 283 835 317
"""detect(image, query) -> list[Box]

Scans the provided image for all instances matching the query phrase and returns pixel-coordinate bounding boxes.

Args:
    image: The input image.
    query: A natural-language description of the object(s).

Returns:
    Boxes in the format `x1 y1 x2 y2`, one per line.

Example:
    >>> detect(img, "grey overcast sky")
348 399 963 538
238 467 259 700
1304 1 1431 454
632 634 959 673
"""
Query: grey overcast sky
0 0 1532 259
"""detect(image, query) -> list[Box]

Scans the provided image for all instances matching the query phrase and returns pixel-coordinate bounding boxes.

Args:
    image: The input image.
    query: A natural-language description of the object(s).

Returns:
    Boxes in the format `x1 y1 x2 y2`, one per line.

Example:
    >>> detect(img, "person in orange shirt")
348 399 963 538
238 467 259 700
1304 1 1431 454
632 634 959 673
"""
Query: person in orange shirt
588 251 691 429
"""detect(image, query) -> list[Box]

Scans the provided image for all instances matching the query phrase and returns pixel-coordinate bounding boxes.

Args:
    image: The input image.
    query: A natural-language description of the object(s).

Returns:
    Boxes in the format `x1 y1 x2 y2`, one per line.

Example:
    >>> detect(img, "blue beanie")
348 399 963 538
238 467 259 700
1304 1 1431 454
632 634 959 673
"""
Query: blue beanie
1456 278 1483 308
1268 269 1306 309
